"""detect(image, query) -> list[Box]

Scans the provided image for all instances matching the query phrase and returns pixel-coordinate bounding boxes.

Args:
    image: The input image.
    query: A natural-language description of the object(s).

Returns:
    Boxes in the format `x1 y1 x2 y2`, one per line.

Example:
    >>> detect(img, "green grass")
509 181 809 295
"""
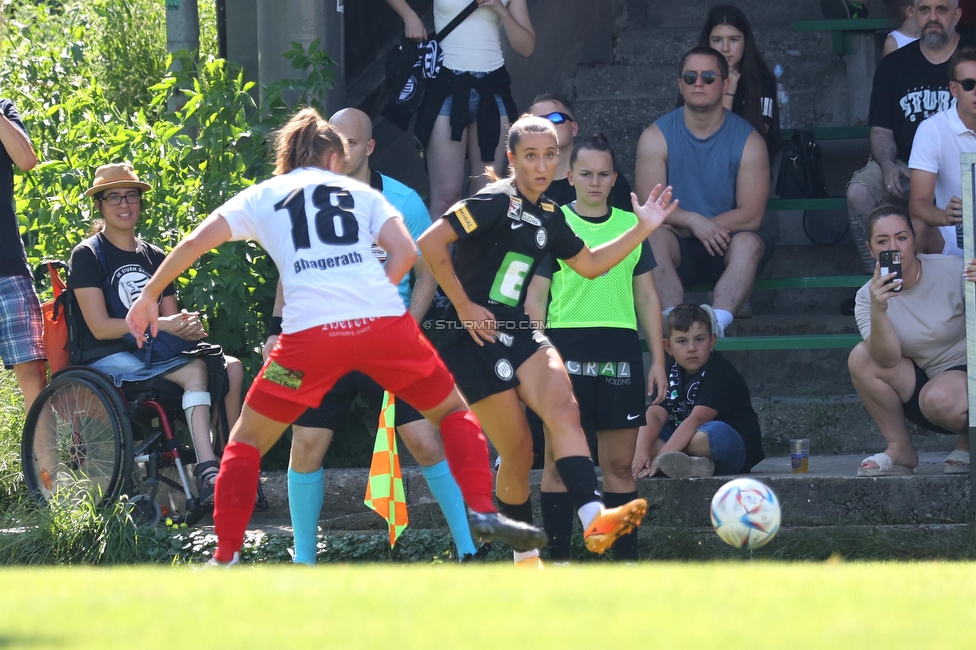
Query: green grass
1 563 975 648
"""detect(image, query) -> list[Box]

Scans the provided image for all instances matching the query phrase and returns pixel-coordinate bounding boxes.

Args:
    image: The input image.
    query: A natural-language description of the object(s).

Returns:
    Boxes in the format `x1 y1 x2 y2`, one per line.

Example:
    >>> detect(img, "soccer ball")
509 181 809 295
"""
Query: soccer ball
709 478 781 549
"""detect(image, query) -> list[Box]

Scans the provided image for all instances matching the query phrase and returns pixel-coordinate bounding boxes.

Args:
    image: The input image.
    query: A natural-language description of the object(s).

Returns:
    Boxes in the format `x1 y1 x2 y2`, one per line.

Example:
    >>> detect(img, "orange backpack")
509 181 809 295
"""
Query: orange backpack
39 261 69 373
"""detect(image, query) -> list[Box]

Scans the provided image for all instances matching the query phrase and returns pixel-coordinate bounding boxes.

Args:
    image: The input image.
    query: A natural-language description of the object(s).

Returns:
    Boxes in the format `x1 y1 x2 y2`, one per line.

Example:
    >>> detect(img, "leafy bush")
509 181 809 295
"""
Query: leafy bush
2 0 334 377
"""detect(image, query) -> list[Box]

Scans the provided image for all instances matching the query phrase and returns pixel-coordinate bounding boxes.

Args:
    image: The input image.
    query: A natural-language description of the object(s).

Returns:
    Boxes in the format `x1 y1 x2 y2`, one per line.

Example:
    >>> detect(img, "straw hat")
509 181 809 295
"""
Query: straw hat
84 162 152 197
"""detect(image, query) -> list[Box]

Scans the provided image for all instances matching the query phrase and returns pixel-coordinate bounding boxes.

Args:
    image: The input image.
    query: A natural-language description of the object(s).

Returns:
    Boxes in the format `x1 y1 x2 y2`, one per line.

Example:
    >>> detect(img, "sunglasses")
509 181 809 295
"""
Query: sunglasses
543 111 574 125
954 78 976 91
681 70 719 85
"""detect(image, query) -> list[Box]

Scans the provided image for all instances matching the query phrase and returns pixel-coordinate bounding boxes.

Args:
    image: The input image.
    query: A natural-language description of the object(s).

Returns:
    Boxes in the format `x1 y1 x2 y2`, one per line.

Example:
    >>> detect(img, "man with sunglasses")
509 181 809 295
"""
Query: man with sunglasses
907 45 976 258
635 46 771 337
847 0 969 274
528 93 634 211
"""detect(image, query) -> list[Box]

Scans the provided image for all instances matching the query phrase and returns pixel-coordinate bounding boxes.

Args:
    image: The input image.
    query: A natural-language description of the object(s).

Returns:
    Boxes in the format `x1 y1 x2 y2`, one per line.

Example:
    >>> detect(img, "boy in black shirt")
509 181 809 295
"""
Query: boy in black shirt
632 304 763 479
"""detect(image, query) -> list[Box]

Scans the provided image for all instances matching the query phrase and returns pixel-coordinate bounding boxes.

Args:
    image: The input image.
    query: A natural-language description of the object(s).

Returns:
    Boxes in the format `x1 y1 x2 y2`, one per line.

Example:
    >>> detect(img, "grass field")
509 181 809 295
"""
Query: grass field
2 562 976 649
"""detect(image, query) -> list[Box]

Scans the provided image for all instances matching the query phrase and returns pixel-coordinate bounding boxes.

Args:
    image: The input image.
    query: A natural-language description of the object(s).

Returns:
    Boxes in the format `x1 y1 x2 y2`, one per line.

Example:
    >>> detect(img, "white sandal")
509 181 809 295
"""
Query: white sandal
944 449 970 475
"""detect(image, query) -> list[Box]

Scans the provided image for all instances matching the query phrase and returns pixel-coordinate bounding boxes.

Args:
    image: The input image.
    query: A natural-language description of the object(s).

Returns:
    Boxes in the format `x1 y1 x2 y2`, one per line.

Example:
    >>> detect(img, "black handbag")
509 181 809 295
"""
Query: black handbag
381 1 479 130
776 130 827 198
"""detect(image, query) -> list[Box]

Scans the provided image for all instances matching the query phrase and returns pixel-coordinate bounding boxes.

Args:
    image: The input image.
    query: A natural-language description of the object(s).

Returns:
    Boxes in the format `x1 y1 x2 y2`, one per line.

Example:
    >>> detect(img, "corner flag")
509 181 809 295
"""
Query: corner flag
364 392 408 546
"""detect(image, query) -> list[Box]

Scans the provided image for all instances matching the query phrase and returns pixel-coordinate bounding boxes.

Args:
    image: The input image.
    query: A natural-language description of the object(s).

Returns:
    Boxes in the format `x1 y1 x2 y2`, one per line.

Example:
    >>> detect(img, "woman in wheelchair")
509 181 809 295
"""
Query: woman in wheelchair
66 163 243 502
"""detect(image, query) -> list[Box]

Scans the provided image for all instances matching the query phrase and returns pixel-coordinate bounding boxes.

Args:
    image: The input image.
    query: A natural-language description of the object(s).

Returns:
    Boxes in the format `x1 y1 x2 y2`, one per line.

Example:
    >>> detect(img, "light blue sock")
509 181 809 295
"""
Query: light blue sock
421 459 477 559
287 467 324 565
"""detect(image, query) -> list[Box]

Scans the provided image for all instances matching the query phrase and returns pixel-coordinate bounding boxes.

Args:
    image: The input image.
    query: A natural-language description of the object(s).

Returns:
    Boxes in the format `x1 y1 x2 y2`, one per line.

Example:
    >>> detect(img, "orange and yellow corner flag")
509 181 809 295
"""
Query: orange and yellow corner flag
364 392 408 546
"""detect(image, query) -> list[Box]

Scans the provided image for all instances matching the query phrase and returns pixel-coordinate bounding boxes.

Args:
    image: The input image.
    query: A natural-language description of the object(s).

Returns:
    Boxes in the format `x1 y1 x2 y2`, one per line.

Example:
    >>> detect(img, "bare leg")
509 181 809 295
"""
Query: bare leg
289 425 334 473
515 348 591 460
913 220 947 255
918 370 968 438
469 390 535 505
425 115 469 221
223 355 244 431
848 343 919 469
165 359 216 465
467 113 510 195
648 227 684 309
712 232 764 315
13 359 46 414
597 428 639 494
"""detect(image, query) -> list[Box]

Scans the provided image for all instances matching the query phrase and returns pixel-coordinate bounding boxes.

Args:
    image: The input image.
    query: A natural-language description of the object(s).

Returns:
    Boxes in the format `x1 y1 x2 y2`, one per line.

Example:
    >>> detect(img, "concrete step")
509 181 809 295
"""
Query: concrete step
246 453 970 533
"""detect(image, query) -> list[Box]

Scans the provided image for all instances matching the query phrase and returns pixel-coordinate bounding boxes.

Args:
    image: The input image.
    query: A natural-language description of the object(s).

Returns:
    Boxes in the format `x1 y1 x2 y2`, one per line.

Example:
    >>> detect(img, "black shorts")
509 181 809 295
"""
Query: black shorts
676 227 776 287
564 355 647 431
439 321 553 405
904 362 966 435
293 371 423 429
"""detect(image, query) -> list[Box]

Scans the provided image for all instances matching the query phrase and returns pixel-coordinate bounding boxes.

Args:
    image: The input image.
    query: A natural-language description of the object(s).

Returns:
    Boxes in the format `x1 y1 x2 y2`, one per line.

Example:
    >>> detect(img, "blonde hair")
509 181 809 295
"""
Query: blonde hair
273 107 347 175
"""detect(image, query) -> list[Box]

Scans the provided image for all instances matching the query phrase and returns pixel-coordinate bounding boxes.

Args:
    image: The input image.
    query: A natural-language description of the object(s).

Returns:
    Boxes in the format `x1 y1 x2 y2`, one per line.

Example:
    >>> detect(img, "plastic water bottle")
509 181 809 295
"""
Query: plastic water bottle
775 64 791 129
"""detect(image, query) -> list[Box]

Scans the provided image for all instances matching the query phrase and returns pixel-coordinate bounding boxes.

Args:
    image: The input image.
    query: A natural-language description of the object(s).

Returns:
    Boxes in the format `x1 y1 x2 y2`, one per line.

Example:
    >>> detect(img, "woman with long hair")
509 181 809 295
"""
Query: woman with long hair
384 0 535 221
418 115 677 566
692 4 780 157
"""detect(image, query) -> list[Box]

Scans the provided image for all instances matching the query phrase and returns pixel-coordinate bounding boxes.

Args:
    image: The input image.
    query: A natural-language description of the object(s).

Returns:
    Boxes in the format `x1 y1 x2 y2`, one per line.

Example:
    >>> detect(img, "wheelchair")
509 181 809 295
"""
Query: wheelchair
20 264 266 525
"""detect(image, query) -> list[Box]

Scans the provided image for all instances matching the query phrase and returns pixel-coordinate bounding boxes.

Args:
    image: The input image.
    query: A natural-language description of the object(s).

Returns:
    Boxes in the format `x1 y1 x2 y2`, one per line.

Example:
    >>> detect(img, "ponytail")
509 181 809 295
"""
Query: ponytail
273 107 347 175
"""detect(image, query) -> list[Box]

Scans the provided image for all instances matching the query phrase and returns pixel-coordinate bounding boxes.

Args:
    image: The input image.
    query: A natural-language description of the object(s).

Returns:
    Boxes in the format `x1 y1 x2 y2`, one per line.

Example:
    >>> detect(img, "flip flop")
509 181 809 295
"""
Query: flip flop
944 449 970 475
857 452 914 477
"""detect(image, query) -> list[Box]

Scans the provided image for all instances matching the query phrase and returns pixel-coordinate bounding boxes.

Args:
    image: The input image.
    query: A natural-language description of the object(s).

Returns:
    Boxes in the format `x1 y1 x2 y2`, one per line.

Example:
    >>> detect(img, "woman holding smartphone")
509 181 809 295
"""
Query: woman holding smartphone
850 205 970 477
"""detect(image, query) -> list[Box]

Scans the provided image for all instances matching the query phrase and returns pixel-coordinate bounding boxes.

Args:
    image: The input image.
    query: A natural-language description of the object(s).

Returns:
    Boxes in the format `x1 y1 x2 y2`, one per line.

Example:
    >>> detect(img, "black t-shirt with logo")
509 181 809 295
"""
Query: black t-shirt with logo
442 178 585 320
661 351 764 471
869 39 959 162
67 233 175 360
0 99 31 278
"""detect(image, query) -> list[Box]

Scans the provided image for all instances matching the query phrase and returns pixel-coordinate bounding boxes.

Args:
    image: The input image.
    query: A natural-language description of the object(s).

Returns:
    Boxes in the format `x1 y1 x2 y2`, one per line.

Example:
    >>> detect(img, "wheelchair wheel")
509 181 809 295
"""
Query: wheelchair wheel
21 369 133 508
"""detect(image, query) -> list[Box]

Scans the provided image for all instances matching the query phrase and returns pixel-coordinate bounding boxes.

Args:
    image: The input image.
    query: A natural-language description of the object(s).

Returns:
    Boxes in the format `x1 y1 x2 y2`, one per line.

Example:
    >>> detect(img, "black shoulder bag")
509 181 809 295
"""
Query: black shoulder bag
775 129 827 198
381 1 479 130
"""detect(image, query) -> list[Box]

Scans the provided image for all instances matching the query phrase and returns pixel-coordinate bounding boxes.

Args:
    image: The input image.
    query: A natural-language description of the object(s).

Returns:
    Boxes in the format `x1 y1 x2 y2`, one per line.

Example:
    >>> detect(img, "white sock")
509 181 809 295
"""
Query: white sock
577 501 603 529
714 308 734 333
513 549 540 563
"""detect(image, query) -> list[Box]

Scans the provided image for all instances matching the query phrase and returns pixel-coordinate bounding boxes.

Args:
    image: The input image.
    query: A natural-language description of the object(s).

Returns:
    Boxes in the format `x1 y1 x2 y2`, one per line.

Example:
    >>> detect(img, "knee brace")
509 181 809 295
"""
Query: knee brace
182 390 211 432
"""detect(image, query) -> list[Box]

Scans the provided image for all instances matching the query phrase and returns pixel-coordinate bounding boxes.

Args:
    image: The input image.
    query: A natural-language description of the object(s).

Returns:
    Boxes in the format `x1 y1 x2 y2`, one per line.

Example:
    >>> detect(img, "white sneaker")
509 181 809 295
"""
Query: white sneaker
699 304 725 338
205 552 240 567
655 451 715 478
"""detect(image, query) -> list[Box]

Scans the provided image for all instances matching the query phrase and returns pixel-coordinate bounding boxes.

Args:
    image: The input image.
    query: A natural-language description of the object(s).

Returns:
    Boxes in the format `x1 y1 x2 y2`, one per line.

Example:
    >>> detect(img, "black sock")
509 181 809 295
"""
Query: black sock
603 491 640 561
540 491 574 560
554 456 602 511
497 498 534 525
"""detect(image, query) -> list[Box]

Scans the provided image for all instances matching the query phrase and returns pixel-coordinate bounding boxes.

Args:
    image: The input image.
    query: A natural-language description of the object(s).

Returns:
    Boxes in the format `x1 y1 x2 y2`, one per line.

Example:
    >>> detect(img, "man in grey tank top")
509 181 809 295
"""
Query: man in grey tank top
634 46 772 336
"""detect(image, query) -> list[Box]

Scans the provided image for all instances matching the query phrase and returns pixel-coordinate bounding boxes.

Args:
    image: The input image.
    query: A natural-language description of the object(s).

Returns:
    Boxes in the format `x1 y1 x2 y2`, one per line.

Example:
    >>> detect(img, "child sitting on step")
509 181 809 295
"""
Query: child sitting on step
631 304 764 479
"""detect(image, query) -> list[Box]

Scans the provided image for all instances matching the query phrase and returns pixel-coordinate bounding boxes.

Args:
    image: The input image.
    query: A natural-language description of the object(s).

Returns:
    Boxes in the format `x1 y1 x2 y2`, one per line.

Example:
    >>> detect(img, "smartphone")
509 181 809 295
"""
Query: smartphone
879 250 902 292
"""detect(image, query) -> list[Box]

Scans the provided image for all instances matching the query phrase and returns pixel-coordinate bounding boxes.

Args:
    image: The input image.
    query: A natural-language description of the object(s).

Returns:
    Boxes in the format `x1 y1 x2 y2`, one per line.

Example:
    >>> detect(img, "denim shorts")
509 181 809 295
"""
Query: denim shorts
88 350 192 387
0 274 45 368
438 70 508 123
659 420 747 475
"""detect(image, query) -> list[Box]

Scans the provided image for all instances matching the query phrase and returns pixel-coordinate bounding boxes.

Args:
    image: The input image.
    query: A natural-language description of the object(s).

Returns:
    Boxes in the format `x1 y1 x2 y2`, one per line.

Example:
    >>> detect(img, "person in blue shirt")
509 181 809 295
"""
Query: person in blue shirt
265 108 482 563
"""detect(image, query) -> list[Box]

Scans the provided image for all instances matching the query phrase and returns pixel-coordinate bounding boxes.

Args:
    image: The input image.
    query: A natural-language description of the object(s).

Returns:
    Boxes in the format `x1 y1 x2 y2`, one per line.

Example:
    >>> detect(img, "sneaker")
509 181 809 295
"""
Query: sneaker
699 304 725 338
205 551 239 568
467 510 548 552
583 498 647 555
655 451 715 478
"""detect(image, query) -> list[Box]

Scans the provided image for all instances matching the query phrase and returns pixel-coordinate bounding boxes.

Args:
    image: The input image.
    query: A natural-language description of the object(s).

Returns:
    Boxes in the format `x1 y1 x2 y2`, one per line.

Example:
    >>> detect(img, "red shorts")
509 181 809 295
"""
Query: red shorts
246 314 457 423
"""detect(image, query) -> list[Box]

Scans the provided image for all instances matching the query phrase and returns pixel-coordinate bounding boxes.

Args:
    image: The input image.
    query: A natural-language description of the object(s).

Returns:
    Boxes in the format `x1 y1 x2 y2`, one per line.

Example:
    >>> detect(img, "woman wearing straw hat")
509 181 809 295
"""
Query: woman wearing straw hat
67 162 243 502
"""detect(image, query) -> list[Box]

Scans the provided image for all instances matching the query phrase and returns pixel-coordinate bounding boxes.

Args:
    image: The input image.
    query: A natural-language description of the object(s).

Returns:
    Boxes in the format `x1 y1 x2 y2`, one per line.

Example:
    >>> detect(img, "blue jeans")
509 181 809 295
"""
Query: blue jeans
659 420 747 475
437 70 507 123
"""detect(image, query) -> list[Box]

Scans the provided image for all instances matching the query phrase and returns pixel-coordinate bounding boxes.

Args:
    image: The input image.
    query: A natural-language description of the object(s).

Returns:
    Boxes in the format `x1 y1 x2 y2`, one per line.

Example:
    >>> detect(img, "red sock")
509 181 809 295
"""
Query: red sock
213 441 261 563
439 410 496 514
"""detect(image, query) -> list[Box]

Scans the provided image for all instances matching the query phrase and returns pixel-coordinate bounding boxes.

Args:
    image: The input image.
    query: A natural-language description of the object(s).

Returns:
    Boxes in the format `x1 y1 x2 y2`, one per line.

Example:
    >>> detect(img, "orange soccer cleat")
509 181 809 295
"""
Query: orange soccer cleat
583 498 648 555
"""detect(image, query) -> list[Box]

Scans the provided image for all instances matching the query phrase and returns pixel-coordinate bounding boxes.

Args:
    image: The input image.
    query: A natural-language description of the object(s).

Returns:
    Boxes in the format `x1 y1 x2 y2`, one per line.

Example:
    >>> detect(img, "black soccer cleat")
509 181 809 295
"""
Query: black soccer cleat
467 511 548 552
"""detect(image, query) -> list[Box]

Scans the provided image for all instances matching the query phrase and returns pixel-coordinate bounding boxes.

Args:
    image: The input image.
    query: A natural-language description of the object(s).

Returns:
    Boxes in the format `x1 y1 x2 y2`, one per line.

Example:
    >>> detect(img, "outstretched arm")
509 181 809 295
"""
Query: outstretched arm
126 214 232 342
562 185 676 279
